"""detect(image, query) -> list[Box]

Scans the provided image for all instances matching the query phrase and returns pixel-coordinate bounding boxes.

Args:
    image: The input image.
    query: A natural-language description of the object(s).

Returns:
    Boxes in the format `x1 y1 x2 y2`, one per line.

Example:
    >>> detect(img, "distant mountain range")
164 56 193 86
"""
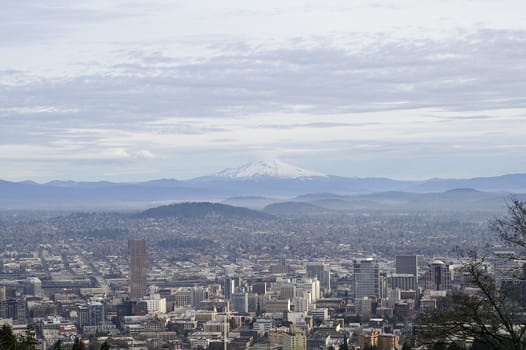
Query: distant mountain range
277 189 526 214
1 160 526 209
214 159 326 179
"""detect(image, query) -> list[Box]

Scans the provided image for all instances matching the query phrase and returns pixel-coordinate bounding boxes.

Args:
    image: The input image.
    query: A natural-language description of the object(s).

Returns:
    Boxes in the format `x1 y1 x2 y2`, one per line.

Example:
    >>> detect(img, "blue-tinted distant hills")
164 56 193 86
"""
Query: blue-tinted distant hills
409 174 526 192
185 175 415 196
262 189 525 214
1 161 526 210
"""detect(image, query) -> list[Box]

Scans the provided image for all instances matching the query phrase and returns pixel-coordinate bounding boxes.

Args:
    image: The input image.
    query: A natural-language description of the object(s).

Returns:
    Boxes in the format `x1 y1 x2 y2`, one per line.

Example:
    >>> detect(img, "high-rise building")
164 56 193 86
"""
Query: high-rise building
395 255 419 277
252 282 267 295
129 239 147 301
282 327 307 350
0 298 26 324
377 334 399 350
300 278 320 303
192 286 208 308
87 301 106 326
353 258 379 300
425 260 452 291
23 277 42 296
306 263 330 293
493 251 521 289
139 288 167 315
279 283 297 301
224 276 241 300
231 292 249 313
387 273 417 291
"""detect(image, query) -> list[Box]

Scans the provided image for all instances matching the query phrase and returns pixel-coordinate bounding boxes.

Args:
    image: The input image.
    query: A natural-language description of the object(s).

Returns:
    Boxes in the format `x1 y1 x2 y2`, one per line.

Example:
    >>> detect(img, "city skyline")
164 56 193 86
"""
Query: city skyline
2 1 526 182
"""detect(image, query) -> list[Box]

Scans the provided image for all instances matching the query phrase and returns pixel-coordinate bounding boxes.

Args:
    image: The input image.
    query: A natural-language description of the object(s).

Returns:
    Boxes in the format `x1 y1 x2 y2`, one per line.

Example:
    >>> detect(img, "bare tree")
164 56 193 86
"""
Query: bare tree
418 200 526 350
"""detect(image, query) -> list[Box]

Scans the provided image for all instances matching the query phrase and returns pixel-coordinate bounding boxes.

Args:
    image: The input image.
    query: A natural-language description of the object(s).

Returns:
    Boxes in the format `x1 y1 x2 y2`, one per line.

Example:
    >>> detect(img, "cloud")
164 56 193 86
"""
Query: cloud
2 29 526 126
134 149 156 159
2 22 526 180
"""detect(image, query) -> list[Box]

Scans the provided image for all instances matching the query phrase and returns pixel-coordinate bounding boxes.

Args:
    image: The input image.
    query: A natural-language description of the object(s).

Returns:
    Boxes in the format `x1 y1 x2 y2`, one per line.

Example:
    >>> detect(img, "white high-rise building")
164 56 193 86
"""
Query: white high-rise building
140 286 166 314
300 278 320 303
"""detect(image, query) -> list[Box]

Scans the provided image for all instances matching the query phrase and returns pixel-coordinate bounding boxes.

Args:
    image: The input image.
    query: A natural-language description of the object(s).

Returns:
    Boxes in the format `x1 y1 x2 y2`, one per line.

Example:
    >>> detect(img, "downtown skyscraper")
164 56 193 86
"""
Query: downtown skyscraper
353 258 380 300
306 263 331 294
128 239 147 301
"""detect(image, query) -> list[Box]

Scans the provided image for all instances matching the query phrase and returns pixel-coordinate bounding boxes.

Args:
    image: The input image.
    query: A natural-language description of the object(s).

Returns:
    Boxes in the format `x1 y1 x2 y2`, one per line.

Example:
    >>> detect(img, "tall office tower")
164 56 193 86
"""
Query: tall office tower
395 255 419 277
78 301 106 328
224 276 241 300
306 263 330 293
0 298 26 324
279 283 297 301
387 273 417 291
425 260 452 291
353 258 380 300
192 286 208 307
298 278 320 303
252 282 267 295
493 251 521 289
231 292 249 313
129 239 147 301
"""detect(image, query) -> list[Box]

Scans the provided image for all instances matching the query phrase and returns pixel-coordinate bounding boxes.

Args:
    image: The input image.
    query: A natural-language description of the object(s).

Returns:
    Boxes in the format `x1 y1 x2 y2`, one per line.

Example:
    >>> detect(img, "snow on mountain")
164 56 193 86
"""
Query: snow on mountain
214 160 327 179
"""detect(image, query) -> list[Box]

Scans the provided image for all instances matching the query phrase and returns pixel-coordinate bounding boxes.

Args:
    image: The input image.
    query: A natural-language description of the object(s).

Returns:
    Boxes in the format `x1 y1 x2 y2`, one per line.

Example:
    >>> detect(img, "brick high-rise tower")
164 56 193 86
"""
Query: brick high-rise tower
128 239 147 301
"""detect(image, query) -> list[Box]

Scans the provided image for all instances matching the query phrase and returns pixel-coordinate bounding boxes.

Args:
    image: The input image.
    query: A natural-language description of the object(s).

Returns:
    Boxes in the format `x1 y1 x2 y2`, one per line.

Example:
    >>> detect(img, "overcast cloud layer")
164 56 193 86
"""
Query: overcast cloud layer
2 0 526 181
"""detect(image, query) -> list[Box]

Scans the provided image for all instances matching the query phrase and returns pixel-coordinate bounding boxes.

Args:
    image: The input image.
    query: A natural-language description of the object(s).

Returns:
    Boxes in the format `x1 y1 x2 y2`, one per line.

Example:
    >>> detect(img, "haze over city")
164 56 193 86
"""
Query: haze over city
4 2 526 350
2 1 526 182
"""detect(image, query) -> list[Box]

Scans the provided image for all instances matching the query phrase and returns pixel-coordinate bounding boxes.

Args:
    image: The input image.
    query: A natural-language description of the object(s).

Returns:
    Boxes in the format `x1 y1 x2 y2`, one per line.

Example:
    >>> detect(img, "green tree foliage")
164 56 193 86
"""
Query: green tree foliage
431 342 448 350
447 342 466 350
420 200 526 350
0 324 17 350
72 337 86 350
53 339 64 350
19 326 38 349
0 324 38 350
401 343 412 350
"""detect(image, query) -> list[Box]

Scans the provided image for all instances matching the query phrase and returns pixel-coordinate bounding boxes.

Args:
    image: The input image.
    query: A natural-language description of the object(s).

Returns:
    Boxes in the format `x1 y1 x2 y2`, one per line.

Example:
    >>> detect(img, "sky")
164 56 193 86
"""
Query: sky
2 0 526 182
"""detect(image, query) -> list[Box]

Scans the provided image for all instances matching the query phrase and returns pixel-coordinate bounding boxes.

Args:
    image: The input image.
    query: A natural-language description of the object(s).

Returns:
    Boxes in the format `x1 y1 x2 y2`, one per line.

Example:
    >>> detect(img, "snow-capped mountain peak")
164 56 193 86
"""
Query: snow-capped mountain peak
215 160 326 179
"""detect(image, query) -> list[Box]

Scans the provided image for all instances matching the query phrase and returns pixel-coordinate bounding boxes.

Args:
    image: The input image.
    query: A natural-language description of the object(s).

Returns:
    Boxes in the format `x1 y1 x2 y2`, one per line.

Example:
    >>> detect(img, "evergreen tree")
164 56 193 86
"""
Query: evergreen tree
0 324 17 350
340 334 349 350
72 337 86 350
401 343 411 350
53 339 64 350
0 324 39 350
19 325 38 349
